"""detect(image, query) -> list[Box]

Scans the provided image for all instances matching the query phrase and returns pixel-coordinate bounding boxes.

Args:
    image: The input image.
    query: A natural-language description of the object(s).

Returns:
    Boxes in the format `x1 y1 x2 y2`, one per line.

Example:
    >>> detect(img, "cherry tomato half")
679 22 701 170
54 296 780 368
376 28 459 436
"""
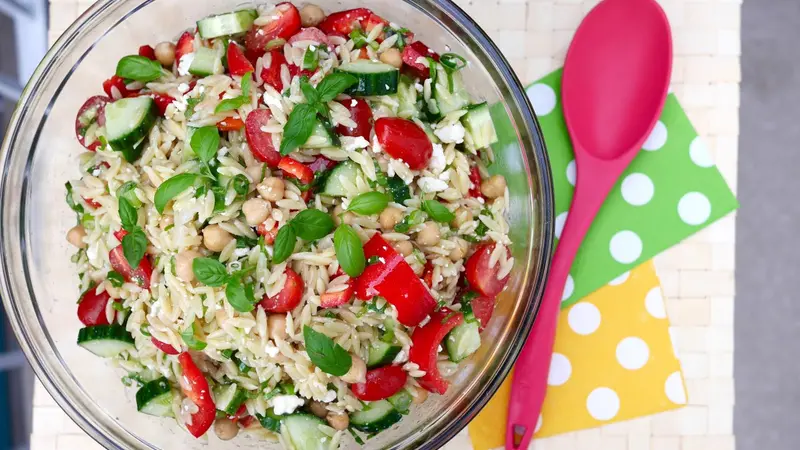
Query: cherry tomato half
174 31 195 66
138 45 156 60
75 96 110 151
109 245 153 290
318 8 372 35
259 49 288 92
103 75 135 99
178 352 216 438
257 222 279 244
245 109 281 167
278 156 314 185
468 166 483 198
336 98 373 141
464 243 510 298
375 117 433 170
320 279 355 309
227 42 254 77
245 3 301 58
77 286 114 326
258 268 304 313
402 41 440 79
350 365 408 401
466 293 495 331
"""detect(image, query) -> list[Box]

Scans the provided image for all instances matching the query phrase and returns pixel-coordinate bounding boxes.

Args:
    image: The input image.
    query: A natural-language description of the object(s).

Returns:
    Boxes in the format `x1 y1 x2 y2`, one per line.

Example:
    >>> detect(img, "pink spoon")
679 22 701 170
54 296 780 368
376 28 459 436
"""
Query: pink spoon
505 0 672 448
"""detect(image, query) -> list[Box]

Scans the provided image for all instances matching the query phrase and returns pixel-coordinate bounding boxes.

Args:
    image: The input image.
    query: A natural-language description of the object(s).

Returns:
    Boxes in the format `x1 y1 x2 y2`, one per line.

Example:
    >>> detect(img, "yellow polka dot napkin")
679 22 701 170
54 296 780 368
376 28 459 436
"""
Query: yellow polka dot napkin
468 261 687 450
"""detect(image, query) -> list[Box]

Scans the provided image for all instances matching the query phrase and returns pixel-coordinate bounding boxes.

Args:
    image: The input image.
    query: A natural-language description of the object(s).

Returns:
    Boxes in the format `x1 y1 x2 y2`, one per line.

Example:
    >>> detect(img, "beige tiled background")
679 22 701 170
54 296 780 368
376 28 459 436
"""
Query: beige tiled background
34 0 739 448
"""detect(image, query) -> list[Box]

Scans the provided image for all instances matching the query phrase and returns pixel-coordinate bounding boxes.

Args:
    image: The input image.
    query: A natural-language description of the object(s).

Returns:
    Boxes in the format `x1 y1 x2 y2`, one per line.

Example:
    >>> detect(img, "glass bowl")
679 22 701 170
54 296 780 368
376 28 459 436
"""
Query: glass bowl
0 0 553 448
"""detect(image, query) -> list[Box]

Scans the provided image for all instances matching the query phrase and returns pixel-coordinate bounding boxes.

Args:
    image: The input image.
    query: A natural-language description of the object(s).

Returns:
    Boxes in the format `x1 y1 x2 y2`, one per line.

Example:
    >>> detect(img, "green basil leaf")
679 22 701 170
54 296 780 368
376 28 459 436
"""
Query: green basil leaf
214 96 248 114
115 55 164 82
192 257 229 287
232 174 250 196
241 71 253 97
220 349 233 359
280 103 318 155
107 271 125 288
303 325 352 376
117 181 142 208
118 197 139 232
272 225 297 264
387 176 410 204
154 173 198 214
225 277 255 313
302 48 319 71
185 95 203 119
394 209 426 233
190 126 220 164
422 200 455 223
316 72 359 103
121 228 148 269
291 209 335 241
333 224 365 277
181 321 207 351
347 191 390 216
65 182 84 216
300 78 320 104
236 235 258 249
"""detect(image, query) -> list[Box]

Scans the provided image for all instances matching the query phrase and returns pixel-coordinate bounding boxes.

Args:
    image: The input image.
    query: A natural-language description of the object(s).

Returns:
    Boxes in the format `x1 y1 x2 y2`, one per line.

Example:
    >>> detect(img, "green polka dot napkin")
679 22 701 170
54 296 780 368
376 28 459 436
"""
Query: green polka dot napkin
512 69 738 308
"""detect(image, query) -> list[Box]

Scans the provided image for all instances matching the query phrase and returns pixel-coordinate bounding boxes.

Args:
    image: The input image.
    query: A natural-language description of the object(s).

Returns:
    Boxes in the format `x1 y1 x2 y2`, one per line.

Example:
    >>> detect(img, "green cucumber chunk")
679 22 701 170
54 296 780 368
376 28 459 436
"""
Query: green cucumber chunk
397 75 420 119
446 320 481 363
303 121 334 149
387 389 412 414
212 383 248 415
462 102 498 149
367 341 402 368
432 62 470 115
337 60 399 96
283 414 331 450
321 160 365 197
189 47 224 77
104 96 157 162
197 9 258 39
77 324 135 357
135 377 174 417
256 408 285 432
350 400 402 433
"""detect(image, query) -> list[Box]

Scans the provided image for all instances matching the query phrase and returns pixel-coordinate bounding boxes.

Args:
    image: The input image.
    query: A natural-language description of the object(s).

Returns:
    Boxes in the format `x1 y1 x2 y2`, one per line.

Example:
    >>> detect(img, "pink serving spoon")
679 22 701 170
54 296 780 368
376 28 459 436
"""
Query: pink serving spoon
505 0 672 448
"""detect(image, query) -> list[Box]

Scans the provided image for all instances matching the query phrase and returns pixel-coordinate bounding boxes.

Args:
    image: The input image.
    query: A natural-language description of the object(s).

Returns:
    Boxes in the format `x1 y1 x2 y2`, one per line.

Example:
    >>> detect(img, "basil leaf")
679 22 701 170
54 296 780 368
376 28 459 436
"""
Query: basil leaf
118 197 139 232
272 225 297 264
280 103 318 155
190 126 220 164
236 235 258 249
215 96 248 114
181 321 207 351
241 71 253 97
422 200 455 223
347 191 390 216
232 174 250 196
65 182 84 216
316 72 359 103
333 224 365 277
290 209 335 241
154 173 198 214
302 47 319 71
121 228 148 269
387 176 410 204
300 78 320 104
226 277 255 312
303 325 352 376
192 257 229 287
116 55 164 82
117 181 142 208
107 271 125 288
220 349 234 359
394 209 427 233
185 95 203 119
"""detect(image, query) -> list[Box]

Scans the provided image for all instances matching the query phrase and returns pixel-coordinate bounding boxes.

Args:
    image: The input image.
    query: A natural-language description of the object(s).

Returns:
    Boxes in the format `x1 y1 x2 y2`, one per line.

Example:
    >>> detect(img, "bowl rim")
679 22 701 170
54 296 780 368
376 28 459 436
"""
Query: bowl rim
0 0 554 448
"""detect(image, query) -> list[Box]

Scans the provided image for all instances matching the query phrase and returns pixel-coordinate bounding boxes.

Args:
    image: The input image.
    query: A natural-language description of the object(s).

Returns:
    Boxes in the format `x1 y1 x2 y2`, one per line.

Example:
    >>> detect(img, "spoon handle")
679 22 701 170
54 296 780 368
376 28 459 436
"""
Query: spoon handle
505 154 622 450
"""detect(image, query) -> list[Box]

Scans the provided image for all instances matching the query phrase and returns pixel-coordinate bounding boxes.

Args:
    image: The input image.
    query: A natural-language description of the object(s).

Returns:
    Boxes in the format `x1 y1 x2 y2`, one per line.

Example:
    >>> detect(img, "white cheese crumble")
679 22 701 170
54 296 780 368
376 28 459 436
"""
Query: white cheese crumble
434 122 466 144
414 82 424 93
350 99 358 107
272 395 305 415
322 390 337 402
418 177 449 193
341 136 370 152
428 143 446 173
265 344 280 357
233 248 250 257
177 83 190 94
177 53 195 77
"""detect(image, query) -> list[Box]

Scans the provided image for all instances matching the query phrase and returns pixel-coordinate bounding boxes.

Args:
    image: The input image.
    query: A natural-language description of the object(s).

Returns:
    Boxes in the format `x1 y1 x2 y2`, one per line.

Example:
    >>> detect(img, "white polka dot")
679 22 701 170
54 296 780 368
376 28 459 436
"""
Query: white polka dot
527 83 557 116
665 372 687 404
586 387 620 421
608 271 630 286
620 173 654 206
547 353 572 386
609 230 642 264
678 192 711 226
566 160 576 186
535 415 543 433
562 275 574 301
642 121 667 151
689 136 714 168
568 302 601 335
555 212 568 239
616 337 650 370
645 287 667 319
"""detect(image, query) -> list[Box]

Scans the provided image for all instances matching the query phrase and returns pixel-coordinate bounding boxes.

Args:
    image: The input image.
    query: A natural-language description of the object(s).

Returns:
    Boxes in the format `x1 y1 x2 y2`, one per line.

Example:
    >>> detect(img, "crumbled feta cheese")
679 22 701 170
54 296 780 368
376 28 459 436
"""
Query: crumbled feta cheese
351 99 358 107
322 390 337 402
418 177 449 193
172 96 188 112
428 143 446 173
414 82 424 93
371 135 383 153
434 122 466 144
265 344 280 357
234 248 250 257
272 395 305 415
177 83 190 94
341 136 370 152
177 53 194 77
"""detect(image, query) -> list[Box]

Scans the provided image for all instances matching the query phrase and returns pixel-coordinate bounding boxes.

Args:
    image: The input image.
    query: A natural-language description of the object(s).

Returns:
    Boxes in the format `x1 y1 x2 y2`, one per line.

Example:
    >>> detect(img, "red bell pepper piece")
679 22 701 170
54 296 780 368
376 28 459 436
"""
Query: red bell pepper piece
320 279 355 309
77 286 114 326
178 352 216 438
402 41 440 79
350 365 408 401
82 196 102 209
466 293 495 331
217 117 245 131
151 337 180 355
278 156 314 185
408 309 464 394
468 166 483 198
151 93 174 116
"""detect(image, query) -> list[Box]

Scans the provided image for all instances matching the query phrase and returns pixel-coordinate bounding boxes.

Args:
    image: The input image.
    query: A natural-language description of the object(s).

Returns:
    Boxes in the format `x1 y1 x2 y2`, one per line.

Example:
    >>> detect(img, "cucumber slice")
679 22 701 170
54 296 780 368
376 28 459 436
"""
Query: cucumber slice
77 325 135 357
446 321 481 363
337 60 399 96
189 47 224 77
283 414 331 450
321 160 365 197
256 408 285 432
350 400 402 433
387 389 412 414
104 96 157 162
367 341 402 368
432 62 470 115
397 75 419 119
421 122 441 144
197 9 258 39
462 102 498 149
303 121 334 149
135 377 174 417
212 383 248 415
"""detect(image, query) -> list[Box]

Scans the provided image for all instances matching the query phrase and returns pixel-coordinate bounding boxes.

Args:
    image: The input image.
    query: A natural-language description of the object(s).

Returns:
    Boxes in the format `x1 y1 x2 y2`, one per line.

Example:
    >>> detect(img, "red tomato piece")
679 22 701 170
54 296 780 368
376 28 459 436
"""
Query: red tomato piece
151 337 179 355
468 166 483 198
258 268 304 313
278 157 314 185
259 49 288 92
82 196 102 209
102 75 134 99
245 109 281 167
350 365 408 401
245 3 301 57
138 45 156 60
467 293 495 331
300 189 313 204
178 352 216 438
152 93 174 116
320 279 355 309
308 156 338 173
465 243 510 298
288 63 317 79
113 229 127 242
75 96 110 151
422 261 434 288
335 98 373 140
356 234 437 326
174 31 195 66
408 309 464 394
109 245 153 290
77 286 113 326
227 42 255 76
363 13 388 40
318 8 372 35
401 41 440 79
256 222 279 244
217 117 245 131
375 117 433 170
288 27 332 47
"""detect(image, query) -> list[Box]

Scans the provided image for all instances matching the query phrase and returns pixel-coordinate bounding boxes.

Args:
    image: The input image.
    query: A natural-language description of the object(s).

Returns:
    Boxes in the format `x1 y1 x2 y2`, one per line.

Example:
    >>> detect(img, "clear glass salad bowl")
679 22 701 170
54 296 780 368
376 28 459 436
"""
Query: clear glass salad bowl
0 0 553 448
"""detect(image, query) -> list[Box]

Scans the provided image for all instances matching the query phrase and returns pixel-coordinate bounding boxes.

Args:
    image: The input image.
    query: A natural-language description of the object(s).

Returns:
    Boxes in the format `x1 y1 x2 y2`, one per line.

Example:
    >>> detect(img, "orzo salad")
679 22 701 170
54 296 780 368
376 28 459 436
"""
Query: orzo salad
66 2 513 447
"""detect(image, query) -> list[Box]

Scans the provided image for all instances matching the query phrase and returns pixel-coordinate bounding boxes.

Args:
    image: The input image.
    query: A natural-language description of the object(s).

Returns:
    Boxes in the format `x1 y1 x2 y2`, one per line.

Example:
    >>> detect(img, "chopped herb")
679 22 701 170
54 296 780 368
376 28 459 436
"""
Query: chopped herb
232 174 250 196
107 271 125 288
180 321 208 351
112 301 126 312
232 353 251 373
367 255 380 265
236 235 258 248
65 182 84 218
220 349 234 359
139 324 151 337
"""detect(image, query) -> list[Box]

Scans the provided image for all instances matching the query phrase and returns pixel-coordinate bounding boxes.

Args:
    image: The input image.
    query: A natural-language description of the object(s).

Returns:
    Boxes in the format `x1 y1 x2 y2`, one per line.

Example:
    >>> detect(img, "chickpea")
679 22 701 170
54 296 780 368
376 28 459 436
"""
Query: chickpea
332 205 354 226
449 239 468 261
202 224 233 252
480 174 507 199
67 225 87 248
268 313 288 341
258 177 285 203
214 417 239 441
451 207 473 229
411 386 429 404
154 41 176 67
242 198 271 227
340 354 366 383
379 206 403 231
416 221 441 247
245 165 264 184
175 250 201 283
379 48 403 69
326 412 349 431
308 401 328 419
299 4 326 27
393 240 413 257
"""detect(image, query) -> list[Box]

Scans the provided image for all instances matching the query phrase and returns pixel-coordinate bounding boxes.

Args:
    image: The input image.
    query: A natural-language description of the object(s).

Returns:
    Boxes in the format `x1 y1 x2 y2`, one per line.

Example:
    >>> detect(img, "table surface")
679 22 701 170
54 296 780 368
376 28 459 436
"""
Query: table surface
34 0 740 449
